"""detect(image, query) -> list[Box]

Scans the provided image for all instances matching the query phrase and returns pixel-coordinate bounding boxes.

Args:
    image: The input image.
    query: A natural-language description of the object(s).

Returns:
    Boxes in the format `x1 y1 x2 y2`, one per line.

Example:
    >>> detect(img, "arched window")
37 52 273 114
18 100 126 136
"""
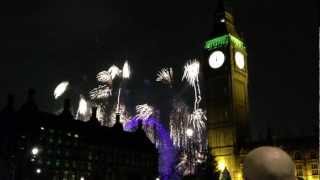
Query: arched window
294 152 303 160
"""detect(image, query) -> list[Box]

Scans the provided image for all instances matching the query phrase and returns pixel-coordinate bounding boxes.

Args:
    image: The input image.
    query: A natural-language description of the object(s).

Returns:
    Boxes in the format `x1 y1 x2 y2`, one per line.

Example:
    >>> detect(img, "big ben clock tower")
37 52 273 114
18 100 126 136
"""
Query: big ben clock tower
204 0 249 179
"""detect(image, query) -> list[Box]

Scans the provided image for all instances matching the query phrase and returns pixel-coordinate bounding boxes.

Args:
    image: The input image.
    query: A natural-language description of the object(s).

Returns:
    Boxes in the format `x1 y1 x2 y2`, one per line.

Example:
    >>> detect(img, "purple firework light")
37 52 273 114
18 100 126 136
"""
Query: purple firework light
124 116 179 180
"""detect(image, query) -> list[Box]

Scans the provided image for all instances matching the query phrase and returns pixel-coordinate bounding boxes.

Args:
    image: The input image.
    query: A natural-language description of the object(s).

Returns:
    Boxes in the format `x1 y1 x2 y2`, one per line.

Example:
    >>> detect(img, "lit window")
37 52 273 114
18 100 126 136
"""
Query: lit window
74 134 79 138
312 170 318 175
311 164 318 169
56 160 60 167
296 169 303 176
40 126 45 130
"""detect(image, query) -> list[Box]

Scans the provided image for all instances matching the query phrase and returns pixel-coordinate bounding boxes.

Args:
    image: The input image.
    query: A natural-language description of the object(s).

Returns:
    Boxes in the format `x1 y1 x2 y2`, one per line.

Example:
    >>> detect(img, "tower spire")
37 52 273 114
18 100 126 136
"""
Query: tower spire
211 0 239 38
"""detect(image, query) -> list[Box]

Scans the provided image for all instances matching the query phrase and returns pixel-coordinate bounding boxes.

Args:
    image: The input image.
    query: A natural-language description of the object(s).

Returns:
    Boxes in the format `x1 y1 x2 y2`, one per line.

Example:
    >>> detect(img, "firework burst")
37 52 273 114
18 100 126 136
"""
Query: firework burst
182 60 202 111
182 60 199 87
89 85 112 99
156 67 174 86
96 71 112 83
76 95 92 121
108 65 121 79
122 61 130 79
135 104 154 120
54 81 69 99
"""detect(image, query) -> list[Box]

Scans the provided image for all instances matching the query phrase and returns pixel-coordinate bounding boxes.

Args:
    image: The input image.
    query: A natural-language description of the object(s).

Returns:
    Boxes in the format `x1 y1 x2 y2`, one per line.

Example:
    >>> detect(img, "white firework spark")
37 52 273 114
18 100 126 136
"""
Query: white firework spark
135 104 154 120
188 108 207 151
156 67 174 86
169 99 190 149
182 59 202 111
96 70 112 83
108 65 121 80
89 85 112 99
182 60 199 87
122 61 130 79
76 95 91 121
54 81 69 99
189 108 207 131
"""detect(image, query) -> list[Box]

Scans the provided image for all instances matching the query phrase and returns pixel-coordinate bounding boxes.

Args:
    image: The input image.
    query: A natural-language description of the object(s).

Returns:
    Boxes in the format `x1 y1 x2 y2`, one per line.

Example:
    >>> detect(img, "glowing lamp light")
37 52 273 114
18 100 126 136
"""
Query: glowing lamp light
155 177 160 180
31 147 39 155
217 161 226 171
36 168 41 174
80 177 85 180
186 128 194 138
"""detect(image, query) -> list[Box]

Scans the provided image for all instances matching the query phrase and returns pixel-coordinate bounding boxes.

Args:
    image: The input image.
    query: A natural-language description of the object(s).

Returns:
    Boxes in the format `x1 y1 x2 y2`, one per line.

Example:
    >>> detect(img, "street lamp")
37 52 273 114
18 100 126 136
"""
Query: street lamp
186 128 194 138
31 147 39 156
35 168 41 174
185 128 194 175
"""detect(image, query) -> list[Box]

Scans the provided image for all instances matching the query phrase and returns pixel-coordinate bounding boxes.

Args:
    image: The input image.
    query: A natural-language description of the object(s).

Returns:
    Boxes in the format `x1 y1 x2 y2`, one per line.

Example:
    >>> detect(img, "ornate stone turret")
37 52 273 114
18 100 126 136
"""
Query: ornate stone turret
113 112 123 131
88 107 100 126
60 98 73 120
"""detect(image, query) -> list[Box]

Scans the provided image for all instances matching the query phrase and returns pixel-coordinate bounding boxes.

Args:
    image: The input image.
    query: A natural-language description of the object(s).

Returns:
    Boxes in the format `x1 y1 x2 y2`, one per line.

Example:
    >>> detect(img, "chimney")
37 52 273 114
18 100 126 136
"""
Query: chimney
89 107 99 124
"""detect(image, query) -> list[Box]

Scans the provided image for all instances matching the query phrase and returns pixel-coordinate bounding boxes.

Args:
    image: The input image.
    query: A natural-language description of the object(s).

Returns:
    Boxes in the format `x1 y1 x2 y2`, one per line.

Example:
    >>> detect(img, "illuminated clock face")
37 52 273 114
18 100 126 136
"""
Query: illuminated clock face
235 51 245 69
208 50 225 69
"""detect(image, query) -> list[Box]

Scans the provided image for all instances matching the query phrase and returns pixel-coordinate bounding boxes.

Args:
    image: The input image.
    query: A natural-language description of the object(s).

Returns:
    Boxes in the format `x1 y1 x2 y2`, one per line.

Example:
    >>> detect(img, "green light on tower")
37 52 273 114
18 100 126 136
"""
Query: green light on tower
205 34 245 50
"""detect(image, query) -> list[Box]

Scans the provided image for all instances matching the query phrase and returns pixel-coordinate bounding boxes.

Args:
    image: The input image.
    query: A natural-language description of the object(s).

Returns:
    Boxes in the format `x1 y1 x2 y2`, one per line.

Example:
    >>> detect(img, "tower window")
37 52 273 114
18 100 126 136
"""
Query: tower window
310 151 317 159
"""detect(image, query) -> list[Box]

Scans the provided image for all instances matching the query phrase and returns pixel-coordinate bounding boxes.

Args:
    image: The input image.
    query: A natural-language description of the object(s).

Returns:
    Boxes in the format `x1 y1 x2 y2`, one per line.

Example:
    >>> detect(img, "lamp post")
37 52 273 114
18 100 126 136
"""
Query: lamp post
186 128 194 175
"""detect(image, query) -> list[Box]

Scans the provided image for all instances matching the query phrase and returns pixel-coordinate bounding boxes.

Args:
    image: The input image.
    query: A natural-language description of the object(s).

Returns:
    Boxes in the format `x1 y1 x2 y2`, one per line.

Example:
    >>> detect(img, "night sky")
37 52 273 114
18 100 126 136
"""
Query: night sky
0 0 318 139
